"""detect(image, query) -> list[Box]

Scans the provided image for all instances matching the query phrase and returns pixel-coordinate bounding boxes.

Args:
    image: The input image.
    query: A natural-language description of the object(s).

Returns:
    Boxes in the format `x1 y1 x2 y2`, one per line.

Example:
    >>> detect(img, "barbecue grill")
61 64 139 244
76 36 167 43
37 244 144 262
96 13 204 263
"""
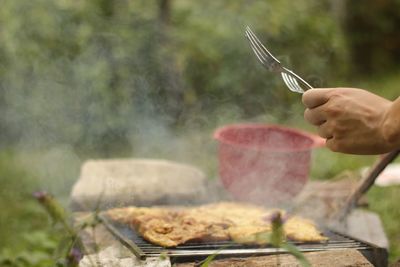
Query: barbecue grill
99 214 387 266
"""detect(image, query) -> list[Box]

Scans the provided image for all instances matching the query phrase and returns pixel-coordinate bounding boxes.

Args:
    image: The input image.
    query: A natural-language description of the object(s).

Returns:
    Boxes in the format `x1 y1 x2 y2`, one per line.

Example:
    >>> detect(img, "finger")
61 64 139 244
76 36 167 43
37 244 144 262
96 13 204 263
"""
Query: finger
326 136 350 153
304 106 326 126
302 88 332 109
325 137 343 152
326 138 336 152
318 122 333 139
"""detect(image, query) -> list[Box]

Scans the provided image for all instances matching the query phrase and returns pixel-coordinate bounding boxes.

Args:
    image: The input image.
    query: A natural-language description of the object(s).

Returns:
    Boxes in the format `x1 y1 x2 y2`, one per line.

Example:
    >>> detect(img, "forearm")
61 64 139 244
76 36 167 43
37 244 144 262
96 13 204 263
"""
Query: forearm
382 96 400 149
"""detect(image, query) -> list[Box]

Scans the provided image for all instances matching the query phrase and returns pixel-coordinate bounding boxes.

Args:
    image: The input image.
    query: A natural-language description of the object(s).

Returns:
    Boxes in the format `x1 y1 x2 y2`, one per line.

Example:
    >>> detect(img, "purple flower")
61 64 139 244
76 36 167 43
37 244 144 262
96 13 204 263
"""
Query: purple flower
67 247 83 266
33 191 49 203
263 211 290 224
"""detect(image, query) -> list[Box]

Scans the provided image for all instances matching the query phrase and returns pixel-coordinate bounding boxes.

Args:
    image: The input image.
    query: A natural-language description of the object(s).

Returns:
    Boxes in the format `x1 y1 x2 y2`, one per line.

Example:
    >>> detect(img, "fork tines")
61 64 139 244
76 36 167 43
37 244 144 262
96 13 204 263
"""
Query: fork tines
245 26 313 94
245 26 282 73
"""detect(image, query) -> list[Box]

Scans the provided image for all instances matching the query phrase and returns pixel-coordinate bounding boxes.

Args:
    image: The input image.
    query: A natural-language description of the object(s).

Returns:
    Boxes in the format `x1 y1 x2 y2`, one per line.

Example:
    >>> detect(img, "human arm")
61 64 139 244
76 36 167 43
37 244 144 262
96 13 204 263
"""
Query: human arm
382 96 400 146
302 88 400 154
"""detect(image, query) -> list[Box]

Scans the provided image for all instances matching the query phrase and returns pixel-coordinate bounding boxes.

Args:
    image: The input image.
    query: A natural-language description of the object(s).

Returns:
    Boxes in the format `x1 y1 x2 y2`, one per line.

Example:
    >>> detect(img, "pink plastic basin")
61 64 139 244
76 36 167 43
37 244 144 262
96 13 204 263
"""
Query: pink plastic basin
213 124 324 206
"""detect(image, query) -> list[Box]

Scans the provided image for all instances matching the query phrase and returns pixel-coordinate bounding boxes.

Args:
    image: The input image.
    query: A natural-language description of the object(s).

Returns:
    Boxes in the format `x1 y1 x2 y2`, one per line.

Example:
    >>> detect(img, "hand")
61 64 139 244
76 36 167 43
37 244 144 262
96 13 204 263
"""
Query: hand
302 88 394 154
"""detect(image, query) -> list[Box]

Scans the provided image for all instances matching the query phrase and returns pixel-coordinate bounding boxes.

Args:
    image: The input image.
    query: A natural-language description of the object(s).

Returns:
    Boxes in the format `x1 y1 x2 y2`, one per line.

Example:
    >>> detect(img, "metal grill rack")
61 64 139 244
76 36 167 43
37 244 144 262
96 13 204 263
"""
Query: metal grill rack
98 214 387 266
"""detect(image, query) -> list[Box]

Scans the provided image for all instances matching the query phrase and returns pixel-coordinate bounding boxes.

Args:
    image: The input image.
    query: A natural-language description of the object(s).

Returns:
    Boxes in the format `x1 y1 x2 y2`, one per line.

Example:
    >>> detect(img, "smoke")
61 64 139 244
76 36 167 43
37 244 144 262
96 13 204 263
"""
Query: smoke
16 144 81 199
0 0 337 209
0 47 308 206
0 50 237 200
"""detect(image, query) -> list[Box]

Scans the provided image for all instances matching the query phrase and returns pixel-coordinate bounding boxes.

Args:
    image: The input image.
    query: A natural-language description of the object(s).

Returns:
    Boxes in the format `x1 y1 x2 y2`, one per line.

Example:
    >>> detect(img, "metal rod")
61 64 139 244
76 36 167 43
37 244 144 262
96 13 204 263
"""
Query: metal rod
98 214 147 260
144 245 370 258
337 149 400 221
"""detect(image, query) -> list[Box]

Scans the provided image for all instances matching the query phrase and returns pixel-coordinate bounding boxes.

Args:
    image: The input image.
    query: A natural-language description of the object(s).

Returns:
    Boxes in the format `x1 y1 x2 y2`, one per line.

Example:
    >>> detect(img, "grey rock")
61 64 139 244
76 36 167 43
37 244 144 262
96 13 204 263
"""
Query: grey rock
79 244 171 267
70 158 209 211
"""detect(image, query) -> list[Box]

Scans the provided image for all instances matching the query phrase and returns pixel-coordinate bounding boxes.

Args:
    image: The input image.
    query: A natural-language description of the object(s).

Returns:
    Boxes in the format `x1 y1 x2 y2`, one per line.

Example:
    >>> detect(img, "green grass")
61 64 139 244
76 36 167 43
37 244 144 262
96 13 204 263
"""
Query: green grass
0 150 46 250
0 151 62 266
368 186 400 262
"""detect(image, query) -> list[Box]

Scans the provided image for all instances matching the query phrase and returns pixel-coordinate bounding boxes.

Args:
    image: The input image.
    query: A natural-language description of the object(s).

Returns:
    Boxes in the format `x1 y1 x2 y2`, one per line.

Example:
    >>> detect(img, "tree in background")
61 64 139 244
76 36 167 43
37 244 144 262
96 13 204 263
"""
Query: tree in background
0 0 348 153
344 0 400 75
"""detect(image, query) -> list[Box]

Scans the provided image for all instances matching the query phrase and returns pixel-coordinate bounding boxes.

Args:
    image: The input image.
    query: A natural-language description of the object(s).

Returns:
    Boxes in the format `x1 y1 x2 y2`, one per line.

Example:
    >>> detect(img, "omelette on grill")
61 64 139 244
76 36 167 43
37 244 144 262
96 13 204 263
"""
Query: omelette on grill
107 202 327 247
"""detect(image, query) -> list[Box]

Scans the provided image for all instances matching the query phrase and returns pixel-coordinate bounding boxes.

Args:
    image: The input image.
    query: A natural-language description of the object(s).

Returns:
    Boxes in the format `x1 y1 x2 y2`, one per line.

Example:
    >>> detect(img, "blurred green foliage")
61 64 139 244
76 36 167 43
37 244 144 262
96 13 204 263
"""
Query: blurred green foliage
0 0 348 153
0 151 61 266
0 0 400 265
344 0 400 75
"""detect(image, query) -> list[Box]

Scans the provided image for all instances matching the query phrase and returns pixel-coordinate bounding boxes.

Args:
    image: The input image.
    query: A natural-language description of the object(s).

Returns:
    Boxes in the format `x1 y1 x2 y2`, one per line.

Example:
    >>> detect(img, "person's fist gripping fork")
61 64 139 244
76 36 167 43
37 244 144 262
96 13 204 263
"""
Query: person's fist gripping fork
302 88 400 155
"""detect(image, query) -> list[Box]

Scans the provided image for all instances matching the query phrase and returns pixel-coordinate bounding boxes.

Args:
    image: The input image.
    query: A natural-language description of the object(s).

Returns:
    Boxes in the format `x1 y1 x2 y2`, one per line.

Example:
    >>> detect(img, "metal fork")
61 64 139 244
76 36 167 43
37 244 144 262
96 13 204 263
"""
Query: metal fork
245 26 313 94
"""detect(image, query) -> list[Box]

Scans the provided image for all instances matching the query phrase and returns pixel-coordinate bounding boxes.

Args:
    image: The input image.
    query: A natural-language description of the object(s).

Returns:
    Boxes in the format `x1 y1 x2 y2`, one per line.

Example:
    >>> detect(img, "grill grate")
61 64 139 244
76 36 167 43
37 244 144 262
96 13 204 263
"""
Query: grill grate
99 214 387 266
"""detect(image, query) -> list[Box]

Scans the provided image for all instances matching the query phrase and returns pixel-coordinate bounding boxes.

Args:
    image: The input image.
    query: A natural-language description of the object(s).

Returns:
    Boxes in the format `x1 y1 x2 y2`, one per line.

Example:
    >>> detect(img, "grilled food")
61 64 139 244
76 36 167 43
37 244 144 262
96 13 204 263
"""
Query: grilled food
106 202 327 247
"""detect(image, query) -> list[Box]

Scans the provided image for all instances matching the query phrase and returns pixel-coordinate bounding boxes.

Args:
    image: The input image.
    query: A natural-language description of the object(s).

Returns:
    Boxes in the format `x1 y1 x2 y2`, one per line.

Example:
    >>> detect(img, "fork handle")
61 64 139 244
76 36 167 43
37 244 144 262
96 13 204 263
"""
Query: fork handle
282 67 313 90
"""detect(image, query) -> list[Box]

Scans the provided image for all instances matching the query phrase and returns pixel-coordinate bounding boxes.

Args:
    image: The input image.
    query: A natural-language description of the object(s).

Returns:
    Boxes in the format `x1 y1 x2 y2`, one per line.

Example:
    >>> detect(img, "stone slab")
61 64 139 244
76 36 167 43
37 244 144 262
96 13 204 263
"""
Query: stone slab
80 244 171 267
344 209 389 249
176 249 373 267
70 159 209 211
293 179 389 249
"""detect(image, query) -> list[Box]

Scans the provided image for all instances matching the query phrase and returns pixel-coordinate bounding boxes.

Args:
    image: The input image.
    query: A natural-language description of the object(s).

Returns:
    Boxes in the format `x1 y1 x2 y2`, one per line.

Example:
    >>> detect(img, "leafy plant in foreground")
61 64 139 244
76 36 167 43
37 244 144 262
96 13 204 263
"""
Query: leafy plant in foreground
0 191 103 267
